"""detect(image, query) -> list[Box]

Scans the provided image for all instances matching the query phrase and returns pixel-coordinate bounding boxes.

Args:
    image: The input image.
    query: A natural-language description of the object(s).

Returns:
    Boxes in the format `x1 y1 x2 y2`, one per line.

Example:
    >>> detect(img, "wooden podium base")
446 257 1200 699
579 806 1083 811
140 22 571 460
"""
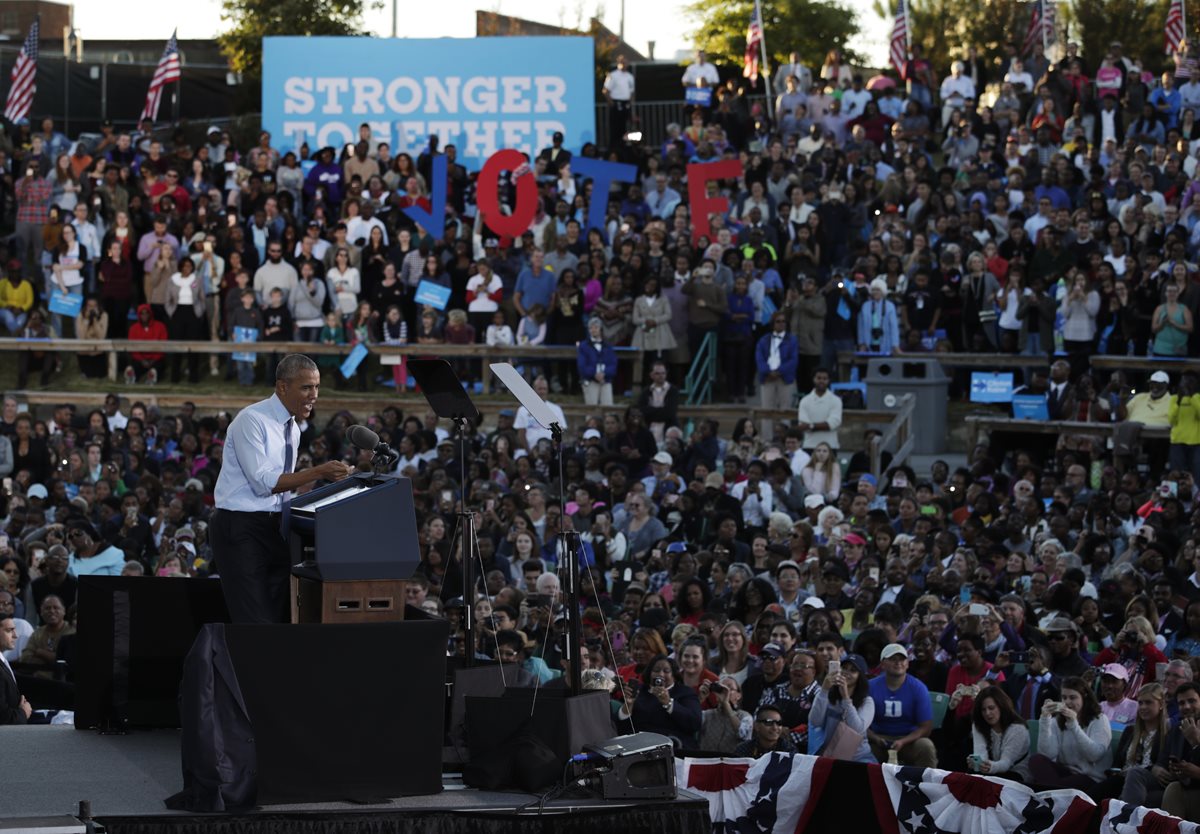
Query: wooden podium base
291 575 408 624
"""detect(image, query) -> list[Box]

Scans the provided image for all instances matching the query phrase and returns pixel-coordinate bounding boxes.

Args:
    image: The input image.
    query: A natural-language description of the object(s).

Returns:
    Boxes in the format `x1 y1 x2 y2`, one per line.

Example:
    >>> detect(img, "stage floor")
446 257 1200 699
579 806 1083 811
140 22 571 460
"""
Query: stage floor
1 727 709 832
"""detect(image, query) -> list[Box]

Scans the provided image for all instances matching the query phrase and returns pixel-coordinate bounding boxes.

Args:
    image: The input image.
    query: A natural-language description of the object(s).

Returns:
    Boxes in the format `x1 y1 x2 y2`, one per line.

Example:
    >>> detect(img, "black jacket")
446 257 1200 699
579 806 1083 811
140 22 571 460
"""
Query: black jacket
164 623 257 812
0 661 26 725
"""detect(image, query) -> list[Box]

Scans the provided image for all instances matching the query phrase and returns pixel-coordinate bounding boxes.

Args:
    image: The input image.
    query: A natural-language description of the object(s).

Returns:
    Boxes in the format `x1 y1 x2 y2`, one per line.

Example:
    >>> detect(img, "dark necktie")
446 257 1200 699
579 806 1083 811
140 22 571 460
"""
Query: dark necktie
281 417 294 540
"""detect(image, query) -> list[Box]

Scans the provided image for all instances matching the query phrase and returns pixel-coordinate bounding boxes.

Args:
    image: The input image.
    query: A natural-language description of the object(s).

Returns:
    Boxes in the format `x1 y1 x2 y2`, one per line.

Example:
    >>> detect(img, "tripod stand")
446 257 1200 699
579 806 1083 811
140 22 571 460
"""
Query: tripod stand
408 359 484 666
446 415 482 666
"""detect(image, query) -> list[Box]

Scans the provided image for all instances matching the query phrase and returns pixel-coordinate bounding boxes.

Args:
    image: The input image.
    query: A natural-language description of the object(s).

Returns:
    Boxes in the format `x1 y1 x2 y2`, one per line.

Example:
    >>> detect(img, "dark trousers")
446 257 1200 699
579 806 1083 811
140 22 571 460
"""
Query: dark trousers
211 509 291 624
610 100 631 146
168 309 207 383
17 351 52 388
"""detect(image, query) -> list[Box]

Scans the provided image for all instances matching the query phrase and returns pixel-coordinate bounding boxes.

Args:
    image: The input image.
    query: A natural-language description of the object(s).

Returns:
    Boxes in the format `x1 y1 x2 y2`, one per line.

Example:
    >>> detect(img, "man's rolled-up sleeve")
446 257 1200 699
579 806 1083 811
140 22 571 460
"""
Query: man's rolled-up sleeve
232 414 281 497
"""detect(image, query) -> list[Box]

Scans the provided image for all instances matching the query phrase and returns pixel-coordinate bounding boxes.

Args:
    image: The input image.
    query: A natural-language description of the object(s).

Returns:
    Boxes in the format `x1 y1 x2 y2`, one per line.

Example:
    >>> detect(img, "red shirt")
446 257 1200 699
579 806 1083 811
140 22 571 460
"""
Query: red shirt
128 317 168 362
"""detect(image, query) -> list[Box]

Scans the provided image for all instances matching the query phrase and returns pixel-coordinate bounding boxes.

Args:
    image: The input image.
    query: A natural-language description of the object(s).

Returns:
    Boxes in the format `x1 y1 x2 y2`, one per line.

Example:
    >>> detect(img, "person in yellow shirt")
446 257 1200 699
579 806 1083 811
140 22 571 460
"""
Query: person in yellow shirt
1115 370 1174 474
0 270 33 334
1169 372 1200 479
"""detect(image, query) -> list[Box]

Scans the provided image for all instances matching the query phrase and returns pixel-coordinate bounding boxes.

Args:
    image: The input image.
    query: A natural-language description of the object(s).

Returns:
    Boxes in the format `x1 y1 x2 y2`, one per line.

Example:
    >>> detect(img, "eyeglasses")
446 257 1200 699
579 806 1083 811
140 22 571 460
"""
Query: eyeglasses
1047 633 1070 641
757 718 783 726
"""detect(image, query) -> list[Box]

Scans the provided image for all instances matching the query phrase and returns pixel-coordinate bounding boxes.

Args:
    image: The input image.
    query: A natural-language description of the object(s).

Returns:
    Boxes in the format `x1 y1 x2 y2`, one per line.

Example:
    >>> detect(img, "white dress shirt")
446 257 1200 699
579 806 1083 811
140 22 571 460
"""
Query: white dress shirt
215 394 298 513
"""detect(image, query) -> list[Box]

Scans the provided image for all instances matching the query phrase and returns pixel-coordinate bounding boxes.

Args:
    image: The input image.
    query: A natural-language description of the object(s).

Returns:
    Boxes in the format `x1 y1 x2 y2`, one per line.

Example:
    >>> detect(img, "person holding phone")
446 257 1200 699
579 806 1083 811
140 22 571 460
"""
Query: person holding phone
968 686 1031 782
1029 676 1112 789
618 654 701 745
810 652 875 762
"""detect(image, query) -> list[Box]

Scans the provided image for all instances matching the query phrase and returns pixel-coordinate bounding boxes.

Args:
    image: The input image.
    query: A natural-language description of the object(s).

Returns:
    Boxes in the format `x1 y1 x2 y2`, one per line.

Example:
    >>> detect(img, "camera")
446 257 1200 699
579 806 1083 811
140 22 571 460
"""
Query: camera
653 676 665 688
709 682 726 695
1008 651 1029 664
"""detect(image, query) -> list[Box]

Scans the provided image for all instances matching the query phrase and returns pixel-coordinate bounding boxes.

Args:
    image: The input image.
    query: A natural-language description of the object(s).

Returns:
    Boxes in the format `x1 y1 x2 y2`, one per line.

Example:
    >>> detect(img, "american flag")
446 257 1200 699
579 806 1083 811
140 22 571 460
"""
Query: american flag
1023 0 1055 54
140 30 182 123
4 18 39 124
743 2 763 84
889 0 909 73
1166 0 1186 53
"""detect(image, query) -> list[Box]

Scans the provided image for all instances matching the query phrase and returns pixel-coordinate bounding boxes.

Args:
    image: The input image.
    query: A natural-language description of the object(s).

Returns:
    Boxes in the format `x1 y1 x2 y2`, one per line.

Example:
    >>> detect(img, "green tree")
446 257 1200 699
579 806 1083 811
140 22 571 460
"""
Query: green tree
219 0 377 79
873 0 1034 81
1063 0 1170 75
686 0 861 72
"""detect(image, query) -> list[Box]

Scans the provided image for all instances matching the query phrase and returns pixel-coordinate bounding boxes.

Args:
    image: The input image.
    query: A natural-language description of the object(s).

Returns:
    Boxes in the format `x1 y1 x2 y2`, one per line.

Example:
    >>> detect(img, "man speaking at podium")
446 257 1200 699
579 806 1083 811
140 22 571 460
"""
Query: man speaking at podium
213 354 352 623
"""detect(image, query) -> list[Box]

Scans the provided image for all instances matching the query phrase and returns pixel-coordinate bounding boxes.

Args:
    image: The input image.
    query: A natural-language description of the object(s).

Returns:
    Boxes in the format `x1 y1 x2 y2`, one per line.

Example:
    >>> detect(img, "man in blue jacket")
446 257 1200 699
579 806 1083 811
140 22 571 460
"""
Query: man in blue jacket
577 317 617 405
755 311 799 439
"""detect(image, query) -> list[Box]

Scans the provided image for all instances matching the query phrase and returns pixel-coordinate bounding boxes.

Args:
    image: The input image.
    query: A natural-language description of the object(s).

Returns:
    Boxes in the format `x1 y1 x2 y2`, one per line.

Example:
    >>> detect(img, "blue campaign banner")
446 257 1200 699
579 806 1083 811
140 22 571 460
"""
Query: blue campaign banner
262 37 596 170
48 290 82 318
340 342 369 379
232 326 259 362
969 372 1014 403
685 87 713 107
1012 394 1050 421
414 280 451 311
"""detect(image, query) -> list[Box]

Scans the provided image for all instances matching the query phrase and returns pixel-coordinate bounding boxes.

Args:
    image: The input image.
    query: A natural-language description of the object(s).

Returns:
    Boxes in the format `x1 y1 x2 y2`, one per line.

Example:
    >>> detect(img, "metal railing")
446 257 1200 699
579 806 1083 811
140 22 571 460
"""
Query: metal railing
594 95 769 147
869 393 915 479
684 331 718 405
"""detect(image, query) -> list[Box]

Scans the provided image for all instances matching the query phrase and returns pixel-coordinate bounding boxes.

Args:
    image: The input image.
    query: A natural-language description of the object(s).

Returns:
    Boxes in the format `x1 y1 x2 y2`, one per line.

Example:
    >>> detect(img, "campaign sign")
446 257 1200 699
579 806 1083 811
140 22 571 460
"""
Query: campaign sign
263 36 596 169
414 280 451 311
1012 394 1050 421
969 372 1014 403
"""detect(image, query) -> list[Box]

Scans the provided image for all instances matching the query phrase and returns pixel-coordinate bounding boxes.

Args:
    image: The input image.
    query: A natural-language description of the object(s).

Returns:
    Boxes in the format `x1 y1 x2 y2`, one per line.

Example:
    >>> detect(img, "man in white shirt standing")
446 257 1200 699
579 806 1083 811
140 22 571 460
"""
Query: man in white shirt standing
939 61 977 130
212 354 352 623
603 54 636 148
796 368 843 451
681 49 721 113
729 460 774 528
841 75 873 119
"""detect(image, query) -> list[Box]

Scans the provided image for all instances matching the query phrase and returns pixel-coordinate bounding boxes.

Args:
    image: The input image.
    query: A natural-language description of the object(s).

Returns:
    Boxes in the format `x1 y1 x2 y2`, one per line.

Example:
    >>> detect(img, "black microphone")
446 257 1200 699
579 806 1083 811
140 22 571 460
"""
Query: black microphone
345 424 381 452
346 424 398 467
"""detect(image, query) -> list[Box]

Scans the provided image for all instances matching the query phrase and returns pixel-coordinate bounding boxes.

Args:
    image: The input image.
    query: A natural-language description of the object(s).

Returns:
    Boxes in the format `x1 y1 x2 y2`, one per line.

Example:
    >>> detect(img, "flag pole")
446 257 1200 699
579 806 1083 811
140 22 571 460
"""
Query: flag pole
905 0 912 62
756 0 775 122
1041 0 1050 58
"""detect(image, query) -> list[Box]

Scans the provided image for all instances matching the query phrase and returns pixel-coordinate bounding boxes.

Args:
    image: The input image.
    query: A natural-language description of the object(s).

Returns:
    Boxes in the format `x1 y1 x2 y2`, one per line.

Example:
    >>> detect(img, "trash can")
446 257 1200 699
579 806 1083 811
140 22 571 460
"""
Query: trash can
864 357 949 455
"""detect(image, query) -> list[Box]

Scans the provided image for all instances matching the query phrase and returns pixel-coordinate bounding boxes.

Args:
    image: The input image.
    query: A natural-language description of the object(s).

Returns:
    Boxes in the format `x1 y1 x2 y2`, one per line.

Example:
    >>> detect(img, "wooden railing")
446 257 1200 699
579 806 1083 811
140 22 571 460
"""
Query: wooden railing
963 414 1171 449
0 338 646 394
13 388 905 451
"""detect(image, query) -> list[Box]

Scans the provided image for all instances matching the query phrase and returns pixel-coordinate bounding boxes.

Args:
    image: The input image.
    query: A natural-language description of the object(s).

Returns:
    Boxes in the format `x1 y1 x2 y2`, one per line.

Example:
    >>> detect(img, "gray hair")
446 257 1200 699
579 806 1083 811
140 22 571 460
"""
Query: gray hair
276 353 318 383
1169 659 1194 680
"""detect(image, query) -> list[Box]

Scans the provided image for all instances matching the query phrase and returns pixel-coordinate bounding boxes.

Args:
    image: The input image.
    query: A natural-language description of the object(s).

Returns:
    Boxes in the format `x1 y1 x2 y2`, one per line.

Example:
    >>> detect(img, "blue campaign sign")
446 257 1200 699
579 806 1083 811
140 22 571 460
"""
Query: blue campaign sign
1012 394 1050 421
414 280 451 310
969 372 1014 403
262 37 596 169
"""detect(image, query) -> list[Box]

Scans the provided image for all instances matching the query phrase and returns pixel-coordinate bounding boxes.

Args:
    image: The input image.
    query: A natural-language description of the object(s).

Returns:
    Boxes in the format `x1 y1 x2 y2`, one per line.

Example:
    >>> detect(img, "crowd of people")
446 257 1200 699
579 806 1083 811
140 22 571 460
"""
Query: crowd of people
3 27 1200 823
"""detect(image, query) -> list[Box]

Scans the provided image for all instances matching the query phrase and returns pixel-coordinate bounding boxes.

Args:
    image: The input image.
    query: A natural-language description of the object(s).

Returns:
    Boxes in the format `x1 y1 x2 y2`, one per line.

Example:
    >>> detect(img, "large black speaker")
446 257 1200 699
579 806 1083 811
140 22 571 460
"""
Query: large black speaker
581 732 677 800
168 621 448 811
76 576 230 729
